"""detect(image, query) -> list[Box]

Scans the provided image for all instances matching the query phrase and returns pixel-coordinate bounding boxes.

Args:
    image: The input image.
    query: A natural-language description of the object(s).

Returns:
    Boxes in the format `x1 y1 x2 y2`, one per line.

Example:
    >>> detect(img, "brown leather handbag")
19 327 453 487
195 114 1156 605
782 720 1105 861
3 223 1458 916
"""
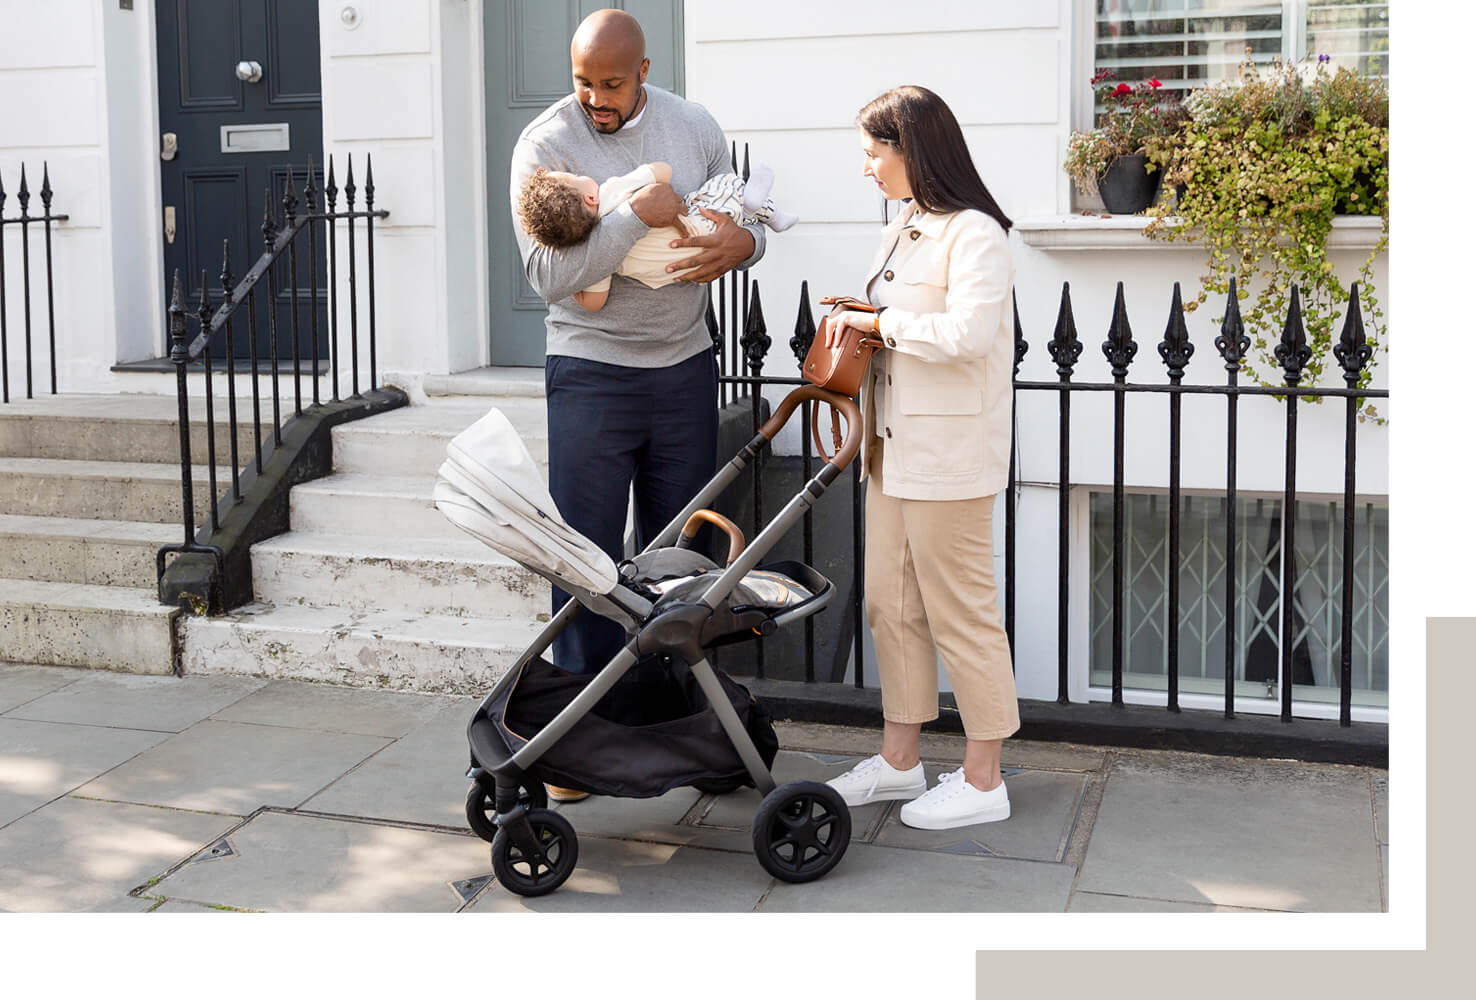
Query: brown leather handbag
802 296 884 461
802 296 884 397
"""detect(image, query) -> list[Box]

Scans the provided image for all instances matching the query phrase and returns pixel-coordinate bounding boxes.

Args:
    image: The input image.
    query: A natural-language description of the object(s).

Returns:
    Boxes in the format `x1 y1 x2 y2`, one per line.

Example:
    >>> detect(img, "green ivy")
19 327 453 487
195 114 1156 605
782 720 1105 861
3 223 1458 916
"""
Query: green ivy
1142 60 1388 419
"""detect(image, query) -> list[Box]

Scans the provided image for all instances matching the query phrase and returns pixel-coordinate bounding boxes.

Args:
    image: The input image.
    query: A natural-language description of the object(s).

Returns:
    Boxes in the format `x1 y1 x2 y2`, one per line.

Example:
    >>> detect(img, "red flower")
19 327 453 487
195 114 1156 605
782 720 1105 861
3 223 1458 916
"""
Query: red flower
1149 78 1162 88
1112 83 1132 97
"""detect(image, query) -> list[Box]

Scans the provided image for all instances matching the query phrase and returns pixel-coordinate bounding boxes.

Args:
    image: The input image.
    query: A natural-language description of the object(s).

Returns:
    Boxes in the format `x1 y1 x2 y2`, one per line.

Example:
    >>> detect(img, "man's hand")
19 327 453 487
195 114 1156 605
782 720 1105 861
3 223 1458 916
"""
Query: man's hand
629 182 683 228
666 207 756 284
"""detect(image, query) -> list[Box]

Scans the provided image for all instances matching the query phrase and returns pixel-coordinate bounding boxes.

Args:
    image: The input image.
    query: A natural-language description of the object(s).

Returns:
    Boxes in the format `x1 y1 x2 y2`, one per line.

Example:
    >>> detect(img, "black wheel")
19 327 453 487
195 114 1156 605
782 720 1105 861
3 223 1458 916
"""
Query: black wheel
693 776 747 795
465 781 548 842
491 809 579 897
751 780 851 883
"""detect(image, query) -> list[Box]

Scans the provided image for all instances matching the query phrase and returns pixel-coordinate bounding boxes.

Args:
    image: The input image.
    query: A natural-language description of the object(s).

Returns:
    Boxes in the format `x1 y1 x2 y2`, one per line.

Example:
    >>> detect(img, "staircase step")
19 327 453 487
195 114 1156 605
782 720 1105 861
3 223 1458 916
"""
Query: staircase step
0 393 250 465
331 396 548 478
0 578 178 674
251 531 547 618
288 472 470 540
0 457 230 525
421 368 546 398
178 602 545 695
0 515 178 587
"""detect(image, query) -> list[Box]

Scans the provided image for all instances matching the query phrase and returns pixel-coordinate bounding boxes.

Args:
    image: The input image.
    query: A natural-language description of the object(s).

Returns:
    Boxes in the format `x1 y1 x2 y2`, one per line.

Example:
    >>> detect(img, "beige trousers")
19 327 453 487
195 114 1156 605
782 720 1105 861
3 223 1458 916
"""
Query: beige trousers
864 443 1021 741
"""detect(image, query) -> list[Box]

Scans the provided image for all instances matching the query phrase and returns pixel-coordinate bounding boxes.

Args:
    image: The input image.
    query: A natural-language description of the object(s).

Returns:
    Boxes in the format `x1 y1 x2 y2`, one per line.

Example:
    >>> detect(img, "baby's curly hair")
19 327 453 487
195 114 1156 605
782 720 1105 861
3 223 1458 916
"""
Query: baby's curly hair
517 168 598 249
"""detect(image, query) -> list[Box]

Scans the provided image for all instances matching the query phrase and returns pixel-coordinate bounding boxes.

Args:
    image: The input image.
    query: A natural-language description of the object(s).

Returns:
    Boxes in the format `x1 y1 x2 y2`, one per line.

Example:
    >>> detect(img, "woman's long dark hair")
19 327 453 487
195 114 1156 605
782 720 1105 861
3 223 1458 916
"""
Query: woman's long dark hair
858 85 1012 232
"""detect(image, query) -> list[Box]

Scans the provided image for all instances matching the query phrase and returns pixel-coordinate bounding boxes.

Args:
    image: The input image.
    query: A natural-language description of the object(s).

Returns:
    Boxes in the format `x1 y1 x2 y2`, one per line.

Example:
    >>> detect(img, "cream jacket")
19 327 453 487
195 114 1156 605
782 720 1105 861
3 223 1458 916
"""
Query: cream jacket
859 200 1016 501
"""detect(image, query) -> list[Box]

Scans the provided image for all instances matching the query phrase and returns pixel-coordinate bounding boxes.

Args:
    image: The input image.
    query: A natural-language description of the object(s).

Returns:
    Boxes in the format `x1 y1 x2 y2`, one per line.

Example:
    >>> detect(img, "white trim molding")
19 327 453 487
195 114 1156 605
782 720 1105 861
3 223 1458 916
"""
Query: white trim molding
1015 214 1386 251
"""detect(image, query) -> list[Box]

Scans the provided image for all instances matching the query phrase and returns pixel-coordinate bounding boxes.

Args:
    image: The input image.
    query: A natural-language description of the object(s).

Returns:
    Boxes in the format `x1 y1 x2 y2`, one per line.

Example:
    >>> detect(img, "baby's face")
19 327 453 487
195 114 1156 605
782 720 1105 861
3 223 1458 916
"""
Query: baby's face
548 171 600 215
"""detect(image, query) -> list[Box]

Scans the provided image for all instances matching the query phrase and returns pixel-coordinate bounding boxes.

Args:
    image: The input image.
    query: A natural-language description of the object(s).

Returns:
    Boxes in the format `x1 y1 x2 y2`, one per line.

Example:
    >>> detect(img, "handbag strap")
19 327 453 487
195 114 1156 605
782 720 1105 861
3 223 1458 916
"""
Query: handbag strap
810 400 844 464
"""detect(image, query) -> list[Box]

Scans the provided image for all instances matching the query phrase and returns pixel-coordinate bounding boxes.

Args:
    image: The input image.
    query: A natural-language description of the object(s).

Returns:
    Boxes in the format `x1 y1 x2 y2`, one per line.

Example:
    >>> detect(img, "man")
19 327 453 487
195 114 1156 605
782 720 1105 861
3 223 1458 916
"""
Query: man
509 9 765 801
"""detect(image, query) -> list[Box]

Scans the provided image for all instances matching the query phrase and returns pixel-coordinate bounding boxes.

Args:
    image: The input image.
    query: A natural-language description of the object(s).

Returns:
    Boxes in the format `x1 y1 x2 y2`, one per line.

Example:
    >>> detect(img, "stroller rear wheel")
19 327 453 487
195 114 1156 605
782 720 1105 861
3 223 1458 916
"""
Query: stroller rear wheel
491 809 579 897
466 782 548 842
751 781 851 883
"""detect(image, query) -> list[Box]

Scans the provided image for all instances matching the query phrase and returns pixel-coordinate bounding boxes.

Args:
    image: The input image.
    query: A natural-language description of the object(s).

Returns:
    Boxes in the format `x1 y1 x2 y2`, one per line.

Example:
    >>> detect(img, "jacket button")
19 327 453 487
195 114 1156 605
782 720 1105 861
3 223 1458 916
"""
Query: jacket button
883 270 894 281
886 336 897 348
910 231 921 241
885 427 892 438
887 374 892 386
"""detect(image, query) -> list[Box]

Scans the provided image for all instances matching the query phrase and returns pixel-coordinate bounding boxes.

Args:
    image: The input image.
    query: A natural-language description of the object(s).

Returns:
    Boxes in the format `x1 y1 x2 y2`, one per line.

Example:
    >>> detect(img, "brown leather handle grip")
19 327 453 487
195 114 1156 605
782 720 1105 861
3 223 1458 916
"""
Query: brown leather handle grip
759 385 864 471
677 508 745 565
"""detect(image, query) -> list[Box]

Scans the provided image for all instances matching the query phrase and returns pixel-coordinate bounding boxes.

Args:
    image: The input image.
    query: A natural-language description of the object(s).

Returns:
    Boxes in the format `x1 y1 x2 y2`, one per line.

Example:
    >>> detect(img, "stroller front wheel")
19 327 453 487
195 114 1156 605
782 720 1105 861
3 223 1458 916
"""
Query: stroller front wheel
466 782 548 842
751 781 851 883
491 808 579 897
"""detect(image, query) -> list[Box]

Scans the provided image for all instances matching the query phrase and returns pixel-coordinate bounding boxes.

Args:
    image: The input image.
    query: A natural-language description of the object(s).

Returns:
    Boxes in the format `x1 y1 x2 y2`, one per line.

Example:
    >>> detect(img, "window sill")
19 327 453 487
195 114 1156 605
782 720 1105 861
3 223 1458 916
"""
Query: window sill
1014 214 1386 251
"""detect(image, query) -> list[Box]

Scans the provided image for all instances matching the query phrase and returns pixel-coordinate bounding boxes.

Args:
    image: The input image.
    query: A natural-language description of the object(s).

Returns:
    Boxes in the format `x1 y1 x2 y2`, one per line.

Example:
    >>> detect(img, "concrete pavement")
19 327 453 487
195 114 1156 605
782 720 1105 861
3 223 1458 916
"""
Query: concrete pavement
0 663 1388 913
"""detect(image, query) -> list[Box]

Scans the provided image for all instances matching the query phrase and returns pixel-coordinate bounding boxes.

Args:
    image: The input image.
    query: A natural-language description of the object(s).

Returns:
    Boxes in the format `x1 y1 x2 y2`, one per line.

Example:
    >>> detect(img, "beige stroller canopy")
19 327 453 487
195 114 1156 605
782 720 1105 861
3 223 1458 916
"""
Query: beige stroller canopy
433 407 620 596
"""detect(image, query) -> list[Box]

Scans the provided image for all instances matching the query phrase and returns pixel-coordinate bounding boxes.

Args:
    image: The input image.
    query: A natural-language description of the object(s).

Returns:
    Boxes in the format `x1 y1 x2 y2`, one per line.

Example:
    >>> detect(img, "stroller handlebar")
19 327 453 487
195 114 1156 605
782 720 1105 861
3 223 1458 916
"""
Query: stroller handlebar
759 387 863 471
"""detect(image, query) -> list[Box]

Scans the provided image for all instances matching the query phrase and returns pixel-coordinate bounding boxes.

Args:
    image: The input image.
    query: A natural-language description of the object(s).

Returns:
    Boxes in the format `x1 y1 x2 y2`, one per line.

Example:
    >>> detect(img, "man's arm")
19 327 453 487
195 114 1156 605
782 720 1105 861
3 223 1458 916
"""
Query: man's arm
509 139 650 303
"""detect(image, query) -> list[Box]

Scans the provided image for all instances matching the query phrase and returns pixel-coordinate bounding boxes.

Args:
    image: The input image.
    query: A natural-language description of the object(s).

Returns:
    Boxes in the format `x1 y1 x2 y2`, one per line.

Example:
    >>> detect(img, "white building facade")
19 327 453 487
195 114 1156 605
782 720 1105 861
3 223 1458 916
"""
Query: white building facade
0 0 1389 720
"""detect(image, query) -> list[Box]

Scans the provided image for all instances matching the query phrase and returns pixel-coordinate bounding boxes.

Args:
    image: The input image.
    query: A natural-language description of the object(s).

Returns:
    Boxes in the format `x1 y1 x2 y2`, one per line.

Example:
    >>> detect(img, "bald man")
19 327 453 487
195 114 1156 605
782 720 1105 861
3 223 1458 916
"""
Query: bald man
510 10 766 688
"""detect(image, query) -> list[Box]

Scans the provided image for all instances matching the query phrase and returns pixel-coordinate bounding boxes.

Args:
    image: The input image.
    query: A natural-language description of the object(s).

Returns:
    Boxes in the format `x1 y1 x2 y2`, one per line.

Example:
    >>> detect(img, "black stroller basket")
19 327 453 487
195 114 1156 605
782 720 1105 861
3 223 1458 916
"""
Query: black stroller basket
461 386 863 897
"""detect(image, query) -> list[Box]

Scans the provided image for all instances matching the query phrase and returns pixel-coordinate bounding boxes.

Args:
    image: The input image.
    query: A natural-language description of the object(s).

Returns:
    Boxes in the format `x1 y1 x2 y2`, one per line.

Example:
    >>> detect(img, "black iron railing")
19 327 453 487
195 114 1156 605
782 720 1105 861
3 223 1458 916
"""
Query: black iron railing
0 163 68 402
716 255 1385 728
156 154 390 610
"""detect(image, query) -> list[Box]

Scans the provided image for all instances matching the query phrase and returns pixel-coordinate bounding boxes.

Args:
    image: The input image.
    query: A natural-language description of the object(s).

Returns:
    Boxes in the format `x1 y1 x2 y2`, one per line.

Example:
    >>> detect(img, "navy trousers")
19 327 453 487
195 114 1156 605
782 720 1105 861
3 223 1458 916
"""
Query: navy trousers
545 348 718 673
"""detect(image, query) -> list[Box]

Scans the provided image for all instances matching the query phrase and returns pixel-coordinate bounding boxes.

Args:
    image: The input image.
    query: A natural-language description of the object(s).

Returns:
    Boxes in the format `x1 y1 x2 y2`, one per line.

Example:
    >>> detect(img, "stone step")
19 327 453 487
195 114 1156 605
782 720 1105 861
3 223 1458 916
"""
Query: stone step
178 601 545 695
0 457 230 526
288 472 464 541
0 515 179 587
331 396 549 478
250 531 547 619
0 578 178 674
420 367 545 398
0 393 250 465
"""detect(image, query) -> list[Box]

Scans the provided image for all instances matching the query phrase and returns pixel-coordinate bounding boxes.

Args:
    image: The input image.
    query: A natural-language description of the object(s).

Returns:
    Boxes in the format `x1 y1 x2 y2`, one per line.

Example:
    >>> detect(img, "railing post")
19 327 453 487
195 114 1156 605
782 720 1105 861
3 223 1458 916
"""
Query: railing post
1274 285 1312 723
741 280 770 679
1102 282 1139 709
1159 283 1194 713
1007 292 1027 664
1047 282 1083 704
1215 278 1249 718
789 280 818 683
168 272 197 547
1333 283 1373 727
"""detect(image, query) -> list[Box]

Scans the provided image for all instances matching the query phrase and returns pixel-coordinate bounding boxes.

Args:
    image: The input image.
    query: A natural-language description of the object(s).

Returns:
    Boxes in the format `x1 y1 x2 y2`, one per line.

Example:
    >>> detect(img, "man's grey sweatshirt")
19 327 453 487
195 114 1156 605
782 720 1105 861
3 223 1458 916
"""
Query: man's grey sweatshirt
510 86 766 369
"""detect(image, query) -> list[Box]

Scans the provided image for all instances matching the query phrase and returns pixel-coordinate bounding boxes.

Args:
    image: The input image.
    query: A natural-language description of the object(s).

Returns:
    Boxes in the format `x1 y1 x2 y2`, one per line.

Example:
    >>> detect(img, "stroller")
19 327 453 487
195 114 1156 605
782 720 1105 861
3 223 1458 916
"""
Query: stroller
434 385 862 897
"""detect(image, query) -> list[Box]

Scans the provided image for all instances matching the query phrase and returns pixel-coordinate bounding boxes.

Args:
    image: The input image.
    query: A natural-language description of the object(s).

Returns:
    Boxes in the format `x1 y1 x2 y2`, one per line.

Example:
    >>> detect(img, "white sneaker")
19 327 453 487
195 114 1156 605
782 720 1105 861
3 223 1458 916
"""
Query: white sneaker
899 769 1010 830
826 754 927 808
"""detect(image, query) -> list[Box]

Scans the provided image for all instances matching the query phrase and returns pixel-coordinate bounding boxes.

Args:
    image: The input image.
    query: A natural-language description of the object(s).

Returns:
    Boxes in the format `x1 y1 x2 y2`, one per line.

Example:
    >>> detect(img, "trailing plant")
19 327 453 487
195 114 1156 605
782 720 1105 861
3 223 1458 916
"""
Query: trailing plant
1144 56 1388 415
1064 70 1188 199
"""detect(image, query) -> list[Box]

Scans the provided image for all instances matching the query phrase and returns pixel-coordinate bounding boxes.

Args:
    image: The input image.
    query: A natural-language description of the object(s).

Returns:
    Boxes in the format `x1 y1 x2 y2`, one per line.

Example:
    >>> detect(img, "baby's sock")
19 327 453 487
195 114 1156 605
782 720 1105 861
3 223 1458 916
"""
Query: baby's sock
743 161 775 214
764 206 799 232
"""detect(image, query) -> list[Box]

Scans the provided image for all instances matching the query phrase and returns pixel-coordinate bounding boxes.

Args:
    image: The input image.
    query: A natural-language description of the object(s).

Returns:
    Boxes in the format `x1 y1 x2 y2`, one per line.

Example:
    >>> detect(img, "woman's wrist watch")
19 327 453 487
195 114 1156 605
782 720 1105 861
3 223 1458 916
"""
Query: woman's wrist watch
872 307 886 335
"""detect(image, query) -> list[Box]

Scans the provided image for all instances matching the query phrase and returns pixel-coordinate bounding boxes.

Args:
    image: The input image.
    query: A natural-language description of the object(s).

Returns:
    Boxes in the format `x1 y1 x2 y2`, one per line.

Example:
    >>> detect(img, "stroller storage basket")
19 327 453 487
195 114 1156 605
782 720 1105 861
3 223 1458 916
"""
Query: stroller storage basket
470 653 778 799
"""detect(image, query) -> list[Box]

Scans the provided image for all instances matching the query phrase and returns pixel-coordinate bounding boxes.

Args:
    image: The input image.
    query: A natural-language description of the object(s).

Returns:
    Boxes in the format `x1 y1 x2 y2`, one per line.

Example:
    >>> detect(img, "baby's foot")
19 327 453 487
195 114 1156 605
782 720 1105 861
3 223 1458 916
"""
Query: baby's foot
743 161 775 213
764 207 798 232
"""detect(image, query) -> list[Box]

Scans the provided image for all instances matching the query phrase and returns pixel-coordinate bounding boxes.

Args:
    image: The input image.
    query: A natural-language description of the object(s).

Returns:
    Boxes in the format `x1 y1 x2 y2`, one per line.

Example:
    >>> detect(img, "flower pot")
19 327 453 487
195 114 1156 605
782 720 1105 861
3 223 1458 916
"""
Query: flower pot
1097 154 1160 214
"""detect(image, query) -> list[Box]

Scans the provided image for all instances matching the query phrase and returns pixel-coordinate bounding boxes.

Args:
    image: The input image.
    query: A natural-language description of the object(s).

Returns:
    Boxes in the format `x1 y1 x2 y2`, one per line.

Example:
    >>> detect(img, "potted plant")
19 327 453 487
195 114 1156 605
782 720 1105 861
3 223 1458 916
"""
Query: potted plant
1144 55 1388 408
1065 70 1188 214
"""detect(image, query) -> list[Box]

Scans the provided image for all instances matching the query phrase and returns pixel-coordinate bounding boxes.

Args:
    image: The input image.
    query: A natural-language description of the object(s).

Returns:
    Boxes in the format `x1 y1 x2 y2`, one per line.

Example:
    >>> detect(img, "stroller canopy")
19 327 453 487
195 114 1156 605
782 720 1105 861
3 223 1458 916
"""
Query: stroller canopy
433 407 619 596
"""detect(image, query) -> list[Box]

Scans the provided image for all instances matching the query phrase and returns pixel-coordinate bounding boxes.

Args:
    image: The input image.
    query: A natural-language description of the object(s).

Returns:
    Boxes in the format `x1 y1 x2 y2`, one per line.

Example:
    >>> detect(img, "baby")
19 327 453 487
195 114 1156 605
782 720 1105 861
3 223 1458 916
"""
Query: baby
518 161 797 311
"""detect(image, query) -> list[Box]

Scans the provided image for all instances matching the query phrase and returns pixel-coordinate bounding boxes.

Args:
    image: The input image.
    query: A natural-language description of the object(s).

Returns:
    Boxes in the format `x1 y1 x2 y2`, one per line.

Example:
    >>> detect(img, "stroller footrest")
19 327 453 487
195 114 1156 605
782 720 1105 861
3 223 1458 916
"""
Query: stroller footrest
469 714 510 771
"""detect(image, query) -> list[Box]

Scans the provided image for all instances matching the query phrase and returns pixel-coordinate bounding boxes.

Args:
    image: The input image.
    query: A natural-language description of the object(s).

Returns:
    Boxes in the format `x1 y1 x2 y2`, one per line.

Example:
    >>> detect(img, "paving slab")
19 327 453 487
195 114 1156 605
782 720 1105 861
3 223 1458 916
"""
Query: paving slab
0 663 83 713
0 796 236 911
208 679 452 738
5 672 267 732
758 842 1077 912
1373 772 1388 845
152 899 246 912
548 785 706 843
871 765 1087 863
694 750 892 841
149 810 491 912
773 723 1108 773
73 720 391 815
87 895 165 912
0 717 169 828
302 698 479 828
466 835 773 913
1076 755 1383 912
1067 891 1262 913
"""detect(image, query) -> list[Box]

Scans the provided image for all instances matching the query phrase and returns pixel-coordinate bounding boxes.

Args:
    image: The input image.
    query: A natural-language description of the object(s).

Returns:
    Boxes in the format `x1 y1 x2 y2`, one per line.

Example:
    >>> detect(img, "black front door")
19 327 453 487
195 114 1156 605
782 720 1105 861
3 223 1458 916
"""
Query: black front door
156 0 324 361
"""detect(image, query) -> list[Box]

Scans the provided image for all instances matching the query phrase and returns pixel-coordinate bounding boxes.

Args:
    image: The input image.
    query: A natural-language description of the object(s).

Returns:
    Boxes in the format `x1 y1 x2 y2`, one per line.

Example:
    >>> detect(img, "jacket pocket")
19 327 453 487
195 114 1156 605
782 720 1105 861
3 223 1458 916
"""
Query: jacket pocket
900 246 949 287
893 384 985 476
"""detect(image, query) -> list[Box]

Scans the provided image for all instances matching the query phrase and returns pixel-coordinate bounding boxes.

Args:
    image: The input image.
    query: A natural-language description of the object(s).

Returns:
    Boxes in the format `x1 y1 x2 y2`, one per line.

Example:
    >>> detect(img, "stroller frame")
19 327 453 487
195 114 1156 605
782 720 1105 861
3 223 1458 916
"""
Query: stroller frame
465 385 863 894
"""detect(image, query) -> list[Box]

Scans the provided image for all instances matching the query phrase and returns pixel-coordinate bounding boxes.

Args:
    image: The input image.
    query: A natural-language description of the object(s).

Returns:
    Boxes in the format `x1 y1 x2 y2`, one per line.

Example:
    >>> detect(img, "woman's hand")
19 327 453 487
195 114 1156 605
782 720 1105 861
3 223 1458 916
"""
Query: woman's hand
825 310 878 348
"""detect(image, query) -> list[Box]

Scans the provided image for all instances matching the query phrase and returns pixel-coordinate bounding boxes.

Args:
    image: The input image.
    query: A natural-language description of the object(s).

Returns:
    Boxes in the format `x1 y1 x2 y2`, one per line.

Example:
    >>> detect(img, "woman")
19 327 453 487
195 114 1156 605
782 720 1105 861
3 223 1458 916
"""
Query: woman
824 86 1020 830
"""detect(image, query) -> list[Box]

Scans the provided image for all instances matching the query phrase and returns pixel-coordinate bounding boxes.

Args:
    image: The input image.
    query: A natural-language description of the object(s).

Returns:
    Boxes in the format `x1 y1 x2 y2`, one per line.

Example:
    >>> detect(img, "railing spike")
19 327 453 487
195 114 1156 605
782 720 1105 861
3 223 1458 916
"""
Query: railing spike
1012 289 1028 377
283 163 298 226
364 153 375 208
325 154 338 206
261 187 276 245
741 280 770 373
1047 281 1083 378
1102 281 1139 380
741 143 750 181
1274 284 1312 386
1158 281 1194 383
39 162 52 208
17 163 29 214
168 271 188 363
1333 282 1372 387
303 154 317 209
344 153 357 205
1215 277 1249 371
789 279 816 366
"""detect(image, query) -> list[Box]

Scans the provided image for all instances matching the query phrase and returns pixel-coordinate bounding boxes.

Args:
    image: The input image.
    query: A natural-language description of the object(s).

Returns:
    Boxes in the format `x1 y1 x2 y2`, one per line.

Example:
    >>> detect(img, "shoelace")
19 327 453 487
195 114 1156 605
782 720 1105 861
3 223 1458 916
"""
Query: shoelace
922 768 965 802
